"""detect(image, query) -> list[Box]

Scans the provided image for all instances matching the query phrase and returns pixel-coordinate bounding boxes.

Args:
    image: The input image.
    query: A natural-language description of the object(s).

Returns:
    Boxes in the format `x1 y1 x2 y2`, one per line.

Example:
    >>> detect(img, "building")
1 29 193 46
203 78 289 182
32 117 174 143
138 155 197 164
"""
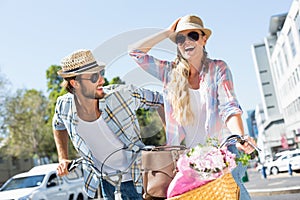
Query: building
0 155 34 185
268 0 300 148
0 139 35 185
251 39 285 161
251 0 300 161
246 110 258 139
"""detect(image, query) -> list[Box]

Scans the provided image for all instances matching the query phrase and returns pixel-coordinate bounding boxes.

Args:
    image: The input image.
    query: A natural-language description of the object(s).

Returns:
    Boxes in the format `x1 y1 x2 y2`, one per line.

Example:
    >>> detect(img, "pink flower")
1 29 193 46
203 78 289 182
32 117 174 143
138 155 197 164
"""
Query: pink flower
167 145 237 198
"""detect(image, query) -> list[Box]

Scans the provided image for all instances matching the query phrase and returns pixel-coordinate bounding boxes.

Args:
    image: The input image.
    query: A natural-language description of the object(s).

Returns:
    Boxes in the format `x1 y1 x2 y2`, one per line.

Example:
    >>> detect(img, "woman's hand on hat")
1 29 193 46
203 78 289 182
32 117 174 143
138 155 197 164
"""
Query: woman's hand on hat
168 17 181 34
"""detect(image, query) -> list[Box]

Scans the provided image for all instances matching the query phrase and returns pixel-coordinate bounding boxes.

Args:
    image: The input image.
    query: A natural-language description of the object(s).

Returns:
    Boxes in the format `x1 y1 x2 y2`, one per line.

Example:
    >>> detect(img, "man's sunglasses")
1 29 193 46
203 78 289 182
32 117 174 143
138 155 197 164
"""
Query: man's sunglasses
78 69 105 83
175 31 202 45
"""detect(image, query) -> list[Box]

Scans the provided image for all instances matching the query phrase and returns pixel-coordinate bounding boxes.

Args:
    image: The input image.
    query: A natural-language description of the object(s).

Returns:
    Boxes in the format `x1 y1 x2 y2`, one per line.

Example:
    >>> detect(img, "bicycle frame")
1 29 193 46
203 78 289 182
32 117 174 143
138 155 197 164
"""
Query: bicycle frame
68 150 139 200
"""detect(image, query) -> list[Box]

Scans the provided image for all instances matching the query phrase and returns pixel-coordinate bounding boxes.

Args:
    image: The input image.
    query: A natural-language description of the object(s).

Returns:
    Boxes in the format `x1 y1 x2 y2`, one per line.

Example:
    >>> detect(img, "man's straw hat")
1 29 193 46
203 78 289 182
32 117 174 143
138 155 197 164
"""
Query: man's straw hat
58 49 105 78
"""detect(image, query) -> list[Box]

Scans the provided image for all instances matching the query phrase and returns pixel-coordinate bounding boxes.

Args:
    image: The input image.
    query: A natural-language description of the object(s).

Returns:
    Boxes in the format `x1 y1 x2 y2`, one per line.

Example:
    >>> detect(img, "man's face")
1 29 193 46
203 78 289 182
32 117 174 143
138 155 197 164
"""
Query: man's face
76 70 106 99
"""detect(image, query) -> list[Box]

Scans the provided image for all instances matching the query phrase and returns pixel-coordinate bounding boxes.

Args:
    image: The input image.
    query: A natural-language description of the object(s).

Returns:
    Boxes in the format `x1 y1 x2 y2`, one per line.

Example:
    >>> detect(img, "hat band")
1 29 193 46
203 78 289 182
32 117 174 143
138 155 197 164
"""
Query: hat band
64 61 98 73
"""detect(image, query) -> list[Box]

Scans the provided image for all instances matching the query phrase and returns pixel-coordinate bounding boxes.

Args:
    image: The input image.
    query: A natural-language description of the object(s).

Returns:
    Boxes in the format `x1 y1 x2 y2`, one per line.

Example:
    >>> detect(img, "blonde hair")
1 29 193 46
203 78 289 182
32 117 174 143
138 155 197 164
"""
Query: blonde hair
167 48 208 126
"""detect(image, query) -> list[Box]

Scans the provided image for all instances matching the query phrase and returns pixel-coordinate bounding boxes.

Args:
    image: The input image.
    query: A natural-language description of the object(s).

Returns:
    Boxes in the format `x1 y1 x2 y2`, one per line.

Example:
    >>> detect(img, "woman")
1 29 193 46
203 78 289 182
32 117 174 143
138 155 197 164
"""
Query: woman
129 14 255 199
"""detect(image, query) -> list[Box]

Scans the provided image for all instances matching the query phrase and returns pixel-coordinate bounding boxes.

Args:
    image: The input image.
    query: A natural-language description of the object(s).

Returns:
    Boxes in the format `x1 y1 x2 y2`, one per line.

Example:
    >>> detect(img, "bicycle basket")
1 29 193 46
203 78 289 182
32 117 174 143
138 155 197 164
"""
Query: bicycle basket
167 173 240 200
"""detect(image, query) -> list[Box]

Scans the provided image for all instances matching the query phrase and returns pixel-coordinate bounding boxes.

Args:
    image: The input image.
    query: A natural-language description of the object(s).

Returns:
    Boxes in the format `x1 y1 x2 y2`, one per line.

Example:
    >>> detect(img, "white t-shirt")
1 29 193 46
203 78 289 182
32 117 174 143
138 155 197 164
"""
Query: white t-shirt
77 116 132 181
183 88 207 148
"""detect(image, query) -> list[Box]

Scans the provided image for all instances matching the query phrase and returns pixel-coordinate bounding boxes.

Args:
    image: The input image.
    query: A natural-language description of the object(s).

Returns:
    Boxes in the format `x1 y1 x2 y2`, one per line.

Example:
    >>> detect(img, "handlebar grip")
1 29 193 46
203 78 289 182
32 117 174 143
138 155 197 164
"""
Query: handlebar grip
67 157 83 172
67 160 77 172
238 139 245 145
240 138 260 159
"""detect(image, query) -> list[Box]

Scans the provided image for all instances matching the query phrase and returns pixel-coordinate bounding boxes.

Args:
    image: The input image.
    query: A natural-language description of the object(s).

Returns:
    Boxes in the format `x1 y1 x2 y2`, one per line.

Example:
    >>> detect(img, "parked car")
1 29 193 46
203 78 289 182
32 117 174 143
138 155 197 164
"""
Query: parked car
0 163 88 200
265 149 300 175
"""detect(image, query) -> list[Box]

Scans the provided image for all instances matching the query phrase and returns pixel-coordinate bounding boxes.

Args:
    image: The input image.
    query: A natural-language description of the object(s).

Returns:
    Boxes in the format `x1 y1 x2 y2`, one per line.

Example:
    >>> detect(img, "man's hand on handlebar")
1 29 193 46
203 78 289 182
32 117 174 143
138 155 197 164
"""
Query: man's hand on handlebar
56 159 72 176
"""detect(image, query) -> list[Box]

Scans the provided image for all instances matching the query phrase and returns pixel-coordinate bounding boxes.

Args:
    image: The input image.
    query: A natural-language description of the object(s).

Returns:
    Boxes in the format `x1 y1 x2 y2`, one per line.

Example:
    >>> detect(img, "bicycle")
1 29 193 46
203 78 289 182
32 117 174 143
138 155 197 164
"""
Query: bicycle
68 135 261 200
68 148 140 200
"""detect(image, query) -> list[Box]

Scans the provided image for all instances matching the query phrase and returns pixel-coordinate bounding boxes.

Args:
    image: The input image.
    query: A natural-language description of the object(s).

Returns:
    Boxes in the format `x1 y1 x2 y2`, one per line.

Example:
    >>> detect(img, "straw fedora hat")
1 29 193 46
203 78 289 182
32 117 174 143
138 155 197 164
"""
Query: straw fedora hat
58 49 105 78
170 14 212 43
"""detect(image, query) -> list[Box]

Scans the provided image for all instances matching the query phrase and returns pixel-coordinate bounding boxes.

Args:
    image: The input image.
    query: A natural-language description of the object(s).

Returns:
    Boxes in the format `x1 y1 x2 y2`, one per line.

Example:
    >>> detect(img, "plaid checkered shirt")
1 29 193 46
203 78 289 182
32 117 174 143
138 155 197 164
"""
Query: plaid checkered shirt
129 49 243 145
52 84 163 197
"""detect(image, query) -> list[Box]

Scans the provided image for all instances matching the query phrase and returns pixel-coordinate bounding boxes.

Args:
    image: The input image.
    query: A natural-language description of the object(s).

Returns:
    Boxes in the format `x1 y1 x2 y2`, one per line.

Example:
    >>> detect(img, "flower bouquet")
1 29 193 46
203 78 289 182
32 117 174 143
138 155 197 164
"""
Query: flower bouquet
167 138 244 199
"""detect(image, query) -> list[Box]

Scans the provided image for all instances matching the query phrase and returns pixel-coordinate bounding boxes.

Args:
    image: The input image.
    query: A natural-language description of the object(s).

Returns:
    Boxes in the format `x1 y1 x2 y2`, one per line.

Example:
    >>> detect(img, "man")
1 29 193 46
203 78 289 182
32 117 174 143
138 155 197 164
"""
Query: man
52 49 164 199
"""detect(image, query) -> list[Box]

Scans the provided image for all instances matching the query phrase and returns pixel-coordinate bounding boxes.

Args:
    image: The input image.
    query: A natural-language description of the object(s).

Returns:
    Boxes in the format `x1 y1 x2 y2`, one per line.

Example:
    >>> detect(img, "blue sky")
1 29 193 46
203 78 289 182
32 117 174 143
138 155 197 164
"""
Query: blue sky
0 0 294 115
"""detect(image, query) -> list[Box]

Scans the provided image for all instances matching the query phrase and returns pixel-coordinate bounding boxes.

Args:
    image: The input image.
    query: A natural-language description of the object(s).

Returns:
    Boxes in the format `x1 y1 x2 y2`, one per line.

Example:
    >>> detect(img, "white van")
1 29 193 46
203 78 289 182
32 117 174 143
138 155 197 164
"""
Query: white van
266 149 300 175
0 163 88 200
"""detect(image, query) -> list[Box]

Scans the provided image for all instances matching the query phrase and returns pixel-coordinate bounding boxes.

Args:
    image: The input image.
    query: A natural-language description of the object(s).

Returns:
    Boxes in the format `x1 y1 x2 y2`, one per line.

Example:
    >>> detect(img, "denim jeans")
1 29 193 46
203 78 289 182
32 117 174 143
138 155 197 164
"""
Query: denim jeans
101 179 142 200
227 145 252 200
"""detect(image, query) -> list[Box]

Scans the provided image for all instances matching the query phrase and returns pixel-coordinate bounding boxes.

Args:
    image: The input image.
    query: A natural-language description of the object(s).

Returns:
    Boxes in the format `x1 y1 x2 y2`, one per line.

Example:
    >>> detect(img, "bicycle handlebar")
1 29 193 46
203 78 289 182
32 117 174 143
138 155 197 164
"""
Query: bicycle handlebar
68 135 261 172
220 134 261 159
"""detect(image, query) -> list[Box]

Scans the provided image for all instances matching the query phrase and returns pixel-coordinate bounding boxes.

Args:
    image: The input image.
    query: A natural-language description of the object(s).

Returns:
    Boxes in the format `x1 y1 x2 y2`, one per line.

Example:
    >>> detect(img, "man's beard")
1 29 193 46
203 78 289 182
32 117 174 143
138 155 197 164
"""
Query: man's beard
81 84 105 99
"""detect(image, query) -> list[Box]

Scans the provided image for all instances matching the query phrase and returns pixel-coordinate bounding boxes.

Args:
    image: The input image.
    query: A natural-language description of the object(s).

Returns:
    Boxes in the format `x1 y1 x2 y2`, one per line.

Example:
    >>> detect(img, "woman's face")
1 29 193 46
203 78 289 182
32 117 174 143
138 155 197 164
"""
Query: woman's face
175 29 207 61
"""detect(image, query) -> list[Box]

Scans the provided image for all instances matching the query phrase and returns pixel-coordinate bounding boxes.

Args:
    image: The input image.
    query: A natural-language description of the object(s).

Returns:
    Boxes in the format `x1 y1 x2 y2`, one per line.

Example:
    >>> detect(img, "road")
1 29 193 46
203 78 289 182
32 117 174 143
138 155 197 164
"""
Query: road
251 193 300 200
244 168 300 200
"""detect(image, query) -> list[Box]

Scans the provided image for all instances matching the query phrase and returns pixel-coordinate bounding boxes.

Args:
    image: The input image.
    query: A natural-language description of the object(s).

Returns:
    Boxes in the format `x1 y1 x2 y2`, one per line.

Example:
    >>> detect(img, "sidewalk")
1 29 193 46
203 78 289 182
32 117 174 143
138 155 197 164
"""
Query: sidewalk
244 168 300 196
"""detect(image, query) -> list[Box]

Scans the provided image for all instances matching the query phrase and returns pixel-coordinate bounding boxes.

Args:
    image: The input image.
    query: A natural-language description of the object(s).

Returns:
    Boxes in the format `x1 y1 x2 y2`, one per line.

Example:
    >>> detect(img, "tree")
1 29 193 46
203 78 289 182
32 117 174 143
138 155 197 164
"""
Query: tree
46 65 66 122
0 70 11 137
109 76 125 85
137 108 166 146
3 89 55 160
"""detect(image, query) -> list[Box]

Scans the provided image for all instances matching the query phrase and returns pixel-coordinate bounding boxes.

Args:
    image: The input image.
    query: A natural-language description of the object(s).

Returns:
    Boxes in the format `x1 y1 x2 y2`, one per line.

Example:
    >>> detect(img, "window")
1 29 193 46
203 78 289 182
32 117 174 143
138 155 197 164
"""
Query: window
282 155 288 160
260 69 268 73
292 153 300 157
277 52 285 74
282 42 290 66
288 29 296 57
262 82 270 86
47 174 59 188
288 77 293 88
265 93 272 97
273 60 280 81
295 68 300 84
295 11 300 41
293 72 297 87
0 175 45 191
66 167 83 180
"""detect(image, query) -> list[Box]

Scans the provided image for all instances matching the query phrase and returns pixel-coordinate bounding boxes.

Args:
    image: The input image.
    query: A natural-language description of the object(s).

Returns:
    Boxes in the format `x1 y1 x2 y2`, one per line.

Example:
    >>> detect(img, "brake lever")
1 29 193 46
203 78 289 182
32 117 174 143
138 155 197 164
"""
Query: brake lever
240 136 262 152
238 136 261 160
221 135 261 160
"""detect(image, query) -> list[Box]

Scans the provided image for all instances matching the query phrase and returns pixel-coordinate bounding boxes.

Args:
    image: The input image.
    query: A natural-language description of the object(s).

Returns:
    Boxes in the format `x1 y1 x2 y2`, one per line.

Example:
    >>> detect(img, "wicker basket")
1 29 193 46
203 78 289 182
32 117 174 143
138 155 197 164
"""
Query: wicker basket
167 173 240 200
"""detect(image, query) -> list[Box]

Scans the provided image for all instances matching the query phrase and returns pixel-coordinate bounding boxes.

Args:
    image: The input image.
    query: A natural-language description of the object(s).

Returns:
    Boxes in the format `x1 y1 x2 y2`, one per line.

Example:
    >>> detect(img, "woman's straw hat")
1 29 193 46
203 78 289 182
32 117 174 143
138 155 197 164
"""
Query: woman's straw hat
170 14 212 42
58 49 105 78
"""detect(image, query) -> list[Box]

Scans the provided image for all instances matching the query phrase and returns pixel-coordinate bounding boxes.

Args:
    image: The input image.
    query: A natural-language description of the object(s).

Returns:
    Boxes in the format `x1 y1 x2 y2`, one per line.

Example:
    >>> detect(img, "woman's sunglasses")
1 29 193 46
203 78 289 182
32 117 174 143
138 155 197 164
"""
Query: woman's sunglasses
175 31 202 45
78 69 105 83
